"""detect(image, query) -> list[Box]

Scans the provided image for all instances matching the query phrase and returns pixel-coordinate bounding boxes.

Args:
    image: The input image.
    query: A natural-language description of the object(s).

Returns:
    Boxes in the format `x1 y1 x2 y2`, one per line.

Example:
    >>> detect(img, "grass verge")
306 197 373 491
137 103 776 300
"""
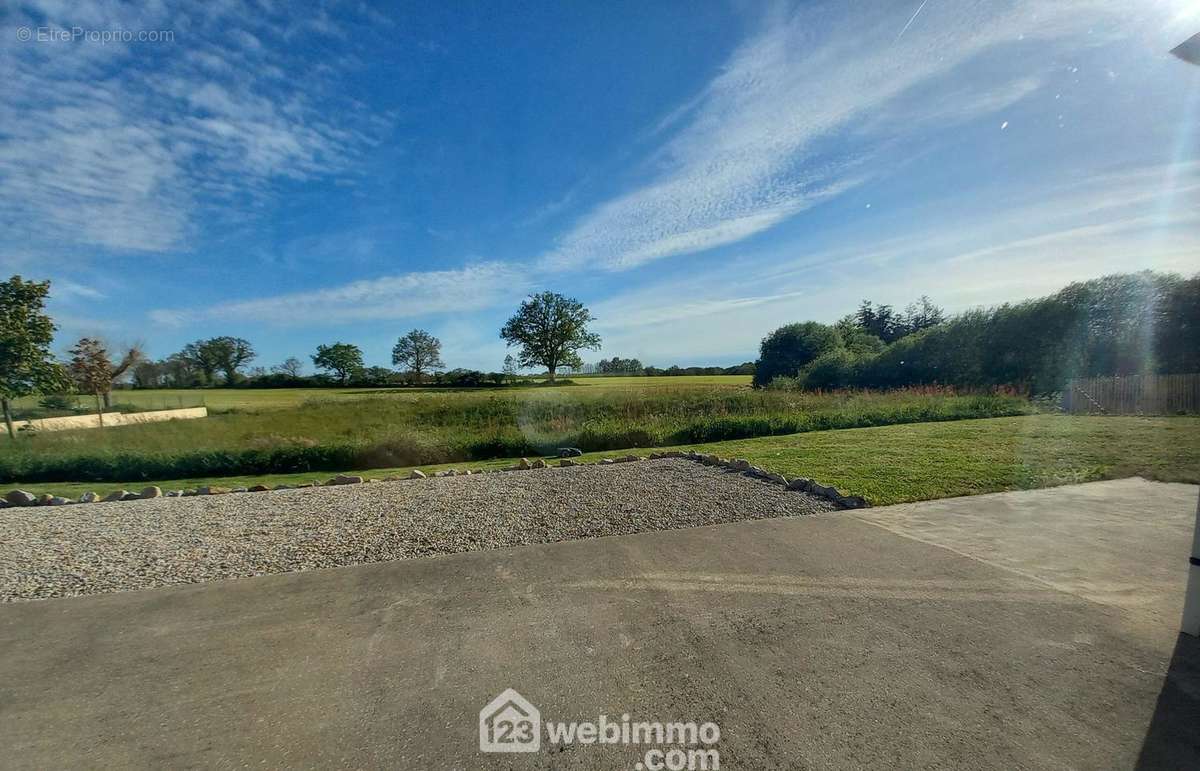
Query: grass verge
12 415 1197 506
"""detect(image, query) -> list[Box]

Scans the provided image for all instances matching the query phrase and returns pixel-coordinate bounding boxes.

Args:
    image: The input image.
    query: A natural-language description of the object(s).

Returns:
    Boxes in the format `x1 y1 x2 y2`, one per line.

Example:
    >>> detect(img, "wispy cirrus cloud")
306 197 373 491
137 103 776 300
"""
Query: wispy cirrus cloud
149 262 524 327
586 160 1200 363
539 1 1125 273
0 0 385 257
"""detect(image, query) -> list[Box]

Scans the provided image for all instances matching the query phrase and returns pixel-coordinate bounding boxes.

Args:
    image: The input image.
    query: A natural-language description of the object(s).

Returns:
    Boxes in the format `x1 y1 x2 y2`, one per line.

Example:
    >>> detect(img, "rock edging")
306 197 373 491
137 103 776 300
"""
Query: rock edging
1 452 867 510
653 450 868 509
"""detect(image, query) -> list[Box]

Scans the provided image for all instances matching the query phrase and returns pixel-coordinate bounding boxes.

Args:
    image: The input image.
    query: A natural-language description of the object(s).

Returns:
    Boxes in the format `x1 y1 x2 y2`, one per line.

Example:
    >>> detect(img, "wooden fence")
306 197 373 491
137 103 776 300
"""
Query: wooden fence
1062 374 1200 415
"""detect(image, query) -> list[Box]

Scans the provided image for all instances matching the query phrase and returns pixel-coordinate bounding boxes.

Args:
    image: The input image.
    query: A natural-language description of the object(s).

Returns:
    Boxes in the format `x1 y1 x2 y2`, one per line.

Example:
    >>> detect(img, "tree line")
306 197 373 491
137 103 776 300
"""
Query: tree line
7 269 1193 438
132 292 604 388
134 328 451 388
568 359 754 376
753 271 1199 392
0 285 607 435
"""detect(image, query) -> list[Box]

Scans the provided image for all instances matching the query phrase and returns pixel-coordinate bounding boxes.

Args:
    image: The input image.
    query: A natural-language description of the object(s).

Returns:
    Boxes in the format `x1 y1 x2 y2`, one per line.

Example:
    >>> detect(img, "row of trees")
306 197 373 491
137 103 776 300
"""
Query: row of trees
1 284 608 435
565 360 754 376
130 293 606 388
132 328 449 387
15 268 1191 434
753 272 1199 392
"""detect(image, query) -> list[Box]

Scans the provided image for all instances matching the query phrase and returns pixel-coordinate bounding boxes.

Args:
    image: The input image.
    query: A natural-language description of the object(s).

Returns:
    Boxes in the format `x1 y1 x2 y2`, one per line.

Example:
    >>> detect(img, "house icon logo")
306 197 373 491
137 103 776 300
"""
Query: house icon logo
479 688 541 753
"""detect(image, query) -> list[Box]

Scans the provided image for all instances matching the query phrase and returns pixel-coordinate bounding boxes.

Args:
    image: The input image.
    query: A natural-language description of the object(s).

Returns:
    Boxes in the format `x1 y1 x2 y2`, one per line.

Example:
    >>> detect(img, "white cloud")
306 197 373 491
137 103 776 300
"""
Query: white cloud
149 262 525 326
539 1 1124 272
584 160 1200 364
0 1 383 255
48 279 106 301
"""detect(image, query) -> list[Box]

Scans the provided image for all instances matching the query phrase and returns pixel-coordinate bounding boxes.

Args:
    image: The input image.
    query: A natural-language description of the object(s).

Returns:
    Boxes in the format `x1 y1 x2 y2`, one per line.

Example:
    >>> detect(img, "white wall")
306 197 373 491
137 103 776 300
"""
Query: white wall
3 407 208 434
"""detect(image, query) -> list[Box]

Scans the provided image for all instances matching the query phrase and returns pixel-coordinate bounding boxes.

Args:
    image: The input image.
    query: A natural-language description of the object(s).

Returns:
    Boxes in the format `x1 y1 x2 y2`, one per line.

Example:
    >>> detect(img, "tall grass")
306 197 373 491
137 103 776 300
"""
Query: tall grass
0 387 1032 483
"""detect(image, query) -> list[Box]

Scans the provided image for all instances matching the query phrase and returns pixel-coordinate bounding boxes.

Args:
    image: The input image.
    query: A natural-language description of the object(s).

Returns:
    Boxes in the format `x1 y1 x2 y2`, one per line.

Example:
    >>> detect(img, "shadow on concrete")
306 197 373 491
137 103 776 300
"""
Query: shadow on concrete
1136 633 1200 769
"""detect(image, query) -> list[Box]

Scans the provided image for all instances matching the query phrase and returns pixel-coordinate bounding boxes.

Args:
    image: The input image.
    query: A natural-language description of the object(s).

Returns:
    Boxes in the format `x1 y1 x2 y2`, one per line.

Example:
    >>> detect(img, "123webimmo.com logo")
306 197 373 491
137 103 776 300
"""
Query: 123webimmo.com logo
479 688 722 769
479 688 541 752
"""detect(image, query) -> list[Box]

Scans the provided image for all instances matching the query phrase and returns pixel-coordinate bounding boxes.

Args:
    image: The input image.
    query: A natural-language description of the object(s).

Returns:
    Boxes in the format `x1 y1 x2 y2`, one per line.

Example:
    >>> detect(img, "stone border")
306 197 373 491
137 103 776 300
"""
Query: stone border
1 452 867 510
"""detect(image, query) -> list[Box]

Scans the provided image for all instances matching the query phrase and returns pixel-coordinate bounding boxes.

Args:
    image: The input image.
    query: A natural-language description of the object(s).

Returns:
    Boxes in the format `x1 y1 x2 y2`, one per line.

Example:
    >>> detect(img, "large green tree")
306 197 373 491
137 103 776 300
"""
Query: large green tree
180 337 255 384
752 322 842 387
392 329 444 383
500 292 601 382
0 276 66 439
312 342 364 384
180 340 222 384
210 336 255 384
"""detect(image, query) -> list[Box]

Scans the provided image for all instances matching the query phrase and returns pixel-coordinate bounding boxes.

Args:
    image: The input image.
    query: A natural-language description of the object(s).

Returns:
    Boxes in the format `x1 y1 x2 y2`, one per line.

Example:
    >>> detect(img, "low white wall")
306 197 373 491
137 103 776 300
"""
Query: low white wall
109 407 208 426
4 406 208 434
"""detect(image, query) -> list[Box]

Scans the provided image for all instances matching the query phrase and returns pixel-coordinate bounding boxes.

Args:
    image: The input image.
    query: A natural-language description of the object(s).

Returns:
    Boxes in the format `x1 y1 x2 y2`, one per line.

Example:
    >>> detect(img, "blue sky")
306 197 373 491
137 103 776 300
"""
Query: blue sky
3 0 1199 372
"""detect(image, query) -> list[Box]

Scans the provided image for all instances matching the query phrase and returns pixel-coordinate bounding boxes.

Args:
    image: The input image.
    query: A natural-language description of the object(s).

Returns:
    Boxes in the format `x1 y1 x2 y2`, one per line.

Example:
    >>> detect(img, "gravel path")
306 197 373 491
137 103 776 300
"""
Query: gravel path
0 459 838 601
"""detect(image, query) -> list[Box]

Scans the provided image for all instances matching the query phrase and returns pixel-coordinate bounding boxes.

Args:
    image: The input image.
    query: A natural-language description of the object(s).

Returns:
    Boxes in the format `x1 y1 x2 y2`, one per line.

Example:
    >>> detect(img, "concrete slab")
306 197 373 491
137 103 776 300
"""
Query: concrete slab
1 480 1197 769
854 478 1200 636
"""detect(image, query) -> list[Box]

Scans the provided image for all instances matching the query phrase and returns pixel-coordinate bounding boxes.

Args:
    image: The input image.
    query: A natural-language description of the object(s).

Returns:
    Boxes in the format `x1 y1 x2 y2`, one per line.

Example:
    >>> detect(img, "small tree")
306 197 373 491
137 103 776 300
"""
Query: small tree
0 276 66 439
67 338 114 424
392 329 444 383
312 342 364 384
132 359 164 388
500 291 601 382
163 352 202 387
502 354 518 382
272 357 304 378
901 295 945 335
99 343 143 407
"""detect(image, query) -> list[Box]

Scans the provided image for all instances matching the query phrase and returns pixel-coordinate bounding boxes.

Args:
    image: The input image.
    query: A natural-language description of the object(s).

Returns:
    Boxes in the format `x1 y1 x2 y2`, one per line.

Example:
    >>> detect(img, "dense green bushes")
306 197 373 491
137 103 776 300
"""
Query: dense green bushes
758 271 1199 392
751 322 842 387
0 387 1031 482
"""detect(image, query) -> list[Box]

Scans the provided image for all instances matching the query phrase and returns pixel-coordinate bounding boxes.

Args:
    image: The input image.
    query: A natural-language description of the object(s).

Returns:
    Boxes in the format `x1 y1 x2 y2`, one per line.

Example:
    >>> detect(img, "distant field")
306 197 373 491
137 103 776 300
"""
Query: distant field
14 387 403 412
1 385 1029 484
18 416 1199 505
568 375 751 388
11 376 753 413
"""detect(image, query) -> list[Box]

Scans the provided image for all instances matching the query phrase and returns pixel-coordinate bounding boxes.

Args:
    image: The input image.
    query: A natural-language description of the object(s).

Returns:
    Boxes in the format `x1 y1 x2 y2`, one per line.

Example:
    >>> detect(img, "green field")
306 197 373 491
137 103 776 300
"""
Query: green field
1 384 1030 483
16 416 1198 505
16 386 418 412
12 375 753 413
567 375 752 388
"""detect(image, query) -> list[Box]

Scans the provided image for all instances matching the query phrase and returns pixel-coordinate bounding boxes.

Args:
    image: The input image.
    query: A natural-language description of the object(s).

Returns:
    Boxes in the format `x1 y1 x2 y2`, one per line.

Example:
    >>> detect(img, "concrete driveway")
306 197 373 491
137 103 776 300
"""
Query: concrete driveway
1 478 1198 769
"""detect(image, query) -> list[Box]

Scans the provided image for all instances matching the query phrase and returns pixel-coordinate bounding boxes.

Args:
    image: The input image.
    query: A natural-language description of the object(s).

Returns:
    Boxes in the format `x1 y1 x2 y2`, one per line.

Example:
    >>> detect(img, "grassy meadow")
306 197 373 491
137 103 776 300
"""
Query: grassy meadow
16 415 1199 506
10 375 754 415
2 378 1031 483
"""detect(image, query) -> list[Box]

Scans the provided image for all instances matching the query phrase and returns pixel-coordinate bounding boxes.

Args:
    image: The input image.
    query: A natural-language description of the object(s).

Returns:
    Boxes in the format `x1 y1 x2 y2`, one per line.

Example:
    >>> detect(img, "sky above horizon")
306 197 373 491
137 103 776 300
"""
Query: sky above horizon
3 0 1199 373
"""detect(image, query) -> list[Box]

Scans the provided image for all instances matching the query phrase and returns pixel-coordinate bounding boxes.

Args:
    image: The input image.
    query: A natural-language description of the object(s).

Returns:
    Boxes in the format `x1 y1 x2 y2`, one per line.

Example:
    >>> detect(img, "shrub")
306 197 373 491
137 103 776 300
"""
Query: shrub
798 349 863 391
752 322 842 387
38 394 79 411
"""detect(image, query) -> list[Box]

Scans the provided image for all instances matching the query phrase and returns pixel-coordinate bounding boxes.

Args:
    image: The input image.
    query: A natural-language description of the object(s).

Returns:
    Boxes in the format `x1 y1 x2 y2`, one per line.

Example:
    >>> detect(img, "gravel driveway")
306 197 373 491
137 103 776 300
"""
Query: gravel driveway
0 459 838 601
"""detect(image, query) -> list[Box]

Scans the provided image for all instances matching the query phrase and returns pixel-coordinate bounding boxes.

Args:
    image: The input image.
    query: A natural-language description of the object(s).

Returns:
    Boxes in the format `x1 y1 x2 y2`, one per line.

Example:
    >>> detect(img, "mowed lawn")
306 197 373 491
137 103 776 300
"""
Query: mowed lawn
18 415 1198 506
